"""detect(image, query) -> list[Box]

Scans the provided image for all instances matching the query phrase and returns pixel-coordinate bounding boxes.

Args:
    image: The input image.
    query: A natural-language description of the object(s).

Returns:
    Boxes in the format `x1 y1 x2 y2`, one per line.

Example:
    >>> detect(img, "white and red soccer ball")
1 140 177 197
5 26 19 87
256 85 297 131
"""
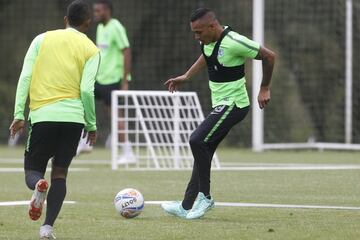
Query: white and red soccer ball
114 188 144 218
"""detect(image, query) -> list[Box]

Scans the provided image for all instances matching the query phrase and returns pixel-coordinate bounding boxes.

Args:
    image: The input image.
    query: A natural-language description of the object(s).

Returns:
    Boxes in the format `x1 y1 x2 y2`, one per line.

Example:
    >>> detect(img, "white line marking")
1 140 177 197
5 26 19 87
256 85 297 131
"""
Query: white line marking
146 201 360 211
0 159 109 165
213 166 360 171
2 159 360 171
0 200 76 206
220 162 360 167
127 165 360 171
2 200 359 211
0 168 89 173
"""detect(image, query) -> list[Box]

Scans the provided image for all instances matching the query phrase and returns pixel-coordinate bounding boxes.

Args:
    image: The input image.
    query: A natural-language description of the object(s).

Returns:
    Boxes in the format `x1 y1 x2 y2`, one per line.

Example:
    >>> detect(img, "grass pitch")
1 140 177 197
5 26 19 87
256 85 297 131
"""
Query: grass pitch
0 146 359 240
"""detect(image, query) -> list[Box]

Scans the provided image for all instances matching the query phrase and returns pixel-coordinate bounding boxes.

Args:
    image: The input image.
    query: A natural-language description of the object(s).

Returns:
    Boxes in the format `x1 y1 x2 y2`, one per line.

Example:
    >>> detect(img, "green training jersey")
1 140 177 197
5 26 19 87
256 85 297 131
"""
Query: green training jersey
14 28 100 131
96 18 130 85
203 29 260 108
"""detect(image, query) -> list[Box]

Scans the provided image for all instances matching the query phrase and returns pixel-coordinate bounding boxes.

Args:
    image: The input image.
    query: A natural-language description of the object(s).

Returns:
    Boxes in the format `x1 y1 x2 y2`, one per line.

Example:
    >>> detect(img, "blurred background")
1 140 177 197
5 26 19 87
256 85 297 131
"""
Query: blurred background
0 0 359 148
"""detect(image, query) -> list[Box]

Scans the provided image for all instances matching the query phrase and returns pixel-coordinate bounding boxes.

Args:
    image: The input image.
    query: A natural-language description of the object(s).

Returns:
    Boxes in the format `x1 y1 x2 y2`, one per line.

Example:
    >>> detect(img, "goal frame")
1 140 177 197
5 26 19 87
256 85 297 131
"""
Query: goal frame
111 90 221 170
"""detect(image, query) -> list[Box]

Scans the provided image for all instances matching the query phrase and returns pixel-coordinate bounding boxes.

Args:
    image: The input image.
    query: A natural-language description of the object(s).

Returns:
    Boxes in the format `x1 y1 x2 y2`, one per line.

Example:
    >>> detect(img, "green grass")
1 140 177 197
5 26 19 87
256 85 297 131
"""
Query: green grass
0 146 360 239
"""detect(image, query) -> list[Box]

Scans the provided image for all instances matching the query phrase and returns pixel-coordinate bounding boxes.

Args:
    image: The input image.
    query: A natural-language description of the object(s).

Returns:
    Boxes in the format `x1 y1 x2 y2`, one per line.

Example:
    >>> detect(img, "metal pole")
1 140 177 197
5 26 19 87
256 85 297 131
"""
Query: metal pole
252 0 264 151
111 91 119 170
173 95 180 169
345 0 353 144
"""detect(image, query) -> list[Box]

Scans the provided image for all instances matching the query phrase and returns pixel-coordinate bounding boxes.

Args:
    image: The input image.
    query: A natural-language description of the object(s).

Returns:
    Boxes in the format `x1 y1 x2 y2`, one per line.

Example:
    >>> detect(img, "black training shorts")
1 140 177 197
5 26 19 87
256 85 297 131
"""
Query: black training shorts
24 122 83 173
95 81 120 106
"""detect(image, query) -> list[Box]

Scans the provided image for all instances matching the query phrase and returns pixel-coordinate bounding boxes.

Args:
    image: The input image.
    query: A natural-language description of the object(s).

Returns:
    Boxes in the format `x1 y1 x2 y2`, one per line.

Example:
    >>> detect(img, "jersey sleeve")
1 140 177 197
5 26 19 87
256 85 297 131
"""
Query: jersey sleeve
113 22 130 50
80 52 101 132
228 32 260 59
13 33 44 120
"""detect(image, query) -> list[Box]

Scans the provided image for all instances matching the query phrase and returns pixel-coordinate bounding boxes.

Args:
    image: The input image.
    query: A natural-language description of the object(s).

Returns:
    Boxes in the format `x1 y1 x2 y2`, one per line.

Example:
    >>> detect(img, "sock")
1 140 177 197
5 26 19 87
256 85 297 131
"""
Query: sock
206 195 212 200
182 195 198 210
122 141 133 155
44 178 66 226
181 201 193 211
25 170 44 190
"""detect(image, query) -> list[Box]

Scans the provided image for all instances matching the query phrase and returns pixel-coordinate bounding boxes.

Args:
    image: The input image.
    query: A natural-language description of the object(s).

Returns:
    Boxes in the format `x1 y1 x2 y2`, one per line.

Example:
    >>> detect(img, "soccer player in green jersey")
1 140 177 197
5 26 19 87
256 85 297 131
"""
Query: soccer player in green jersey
162 8 275 219
77 0 134 162
9 1 99 238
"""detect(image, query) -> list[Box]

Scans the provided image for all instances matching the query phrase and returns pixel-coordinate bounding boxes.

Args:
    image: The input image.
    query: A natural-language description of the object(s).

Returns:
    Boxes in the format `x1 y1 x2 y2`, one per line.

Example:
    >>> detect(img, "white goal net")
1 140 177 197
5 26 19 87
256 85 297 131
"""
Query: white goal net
111 90 221 170
252 0 360 151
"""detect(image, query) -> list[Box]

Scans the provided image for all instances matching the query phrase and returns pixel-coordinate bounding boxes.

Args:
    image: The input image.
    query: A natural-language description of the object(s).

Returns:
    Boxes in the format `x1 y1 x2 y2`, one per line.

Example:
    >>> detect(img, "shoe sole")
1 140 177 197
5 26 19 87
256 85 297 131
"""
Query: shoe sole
29 179 48 221
40 236 56 240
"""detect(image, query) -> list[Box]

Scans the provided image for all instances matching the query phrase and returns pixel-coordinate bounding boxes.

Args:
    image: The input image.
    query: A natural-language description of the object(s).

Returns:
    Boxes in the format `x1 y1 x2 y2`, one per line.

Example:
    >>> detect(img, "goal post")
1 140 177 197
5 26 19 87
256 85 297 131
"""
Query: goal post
252 0 265 152
111 90 221 170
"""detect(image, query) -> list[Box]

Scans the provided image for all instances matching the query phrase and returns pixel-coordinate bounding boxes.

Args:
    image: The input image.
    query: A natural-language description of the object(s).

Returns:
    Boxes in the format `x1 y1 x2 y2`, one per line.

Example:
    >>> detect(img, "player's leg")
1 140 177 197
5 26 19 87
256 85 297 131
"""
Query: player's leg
40 164 67 240
186 104 249 219
161 164 199 218
102 82 119 144
25 122 57 221
25 170 44 190
182 163 200 209
41 122 83 239
102 82 135 162
197 105 249 195
161 107 226 218
115 108 135 163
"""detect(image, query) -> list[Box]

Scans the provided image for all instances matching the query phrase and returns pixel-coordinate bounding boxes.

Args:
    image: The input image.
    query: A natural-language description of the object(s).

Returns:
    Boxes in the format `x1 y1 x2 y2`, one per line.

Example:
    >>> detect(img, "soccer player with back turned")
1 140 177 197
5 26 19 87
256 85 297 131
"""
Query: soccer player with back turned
162 8 275 219
9 1 99 238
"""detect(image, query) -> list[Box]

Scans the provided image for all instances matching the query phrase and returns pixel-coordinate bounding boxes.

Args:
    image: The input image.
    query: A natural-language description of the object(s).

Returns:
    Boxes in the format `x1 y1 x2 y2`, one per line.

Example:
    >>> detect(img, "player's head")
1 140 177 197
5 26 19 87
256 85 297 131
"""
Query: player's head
64 0 92 33
93 0 113 23
190 8 221 45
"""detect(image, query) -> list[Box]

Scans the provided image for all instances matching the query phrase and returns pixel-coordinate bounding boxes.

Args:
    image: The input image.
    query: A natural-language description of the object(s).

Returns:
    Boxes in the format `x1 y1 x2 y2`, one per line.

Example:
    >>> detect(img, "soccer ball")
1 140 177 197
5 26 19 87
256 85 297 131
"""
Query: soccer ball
114 188 144 218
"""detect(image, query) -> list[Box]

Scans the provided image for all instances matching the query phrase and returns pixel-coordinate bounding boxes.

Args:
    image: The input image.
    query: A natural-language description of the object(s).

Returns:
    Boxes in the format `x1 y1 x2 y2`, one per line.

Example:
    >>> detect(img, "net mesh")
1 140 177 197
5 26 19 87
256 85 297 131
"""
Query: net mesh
264 0 360 144
111 91 220 169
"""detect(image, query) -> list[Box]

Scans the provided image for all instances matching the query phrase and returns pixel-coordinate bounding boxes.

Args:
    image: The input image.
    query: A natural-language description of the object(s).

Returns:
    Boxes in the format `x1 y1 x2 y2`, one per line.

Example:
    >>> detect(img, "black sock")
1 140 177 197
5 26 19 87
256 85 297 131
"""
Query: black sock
44 178 66 226
25 170 44 190
182 200 194 210
206 195 211 200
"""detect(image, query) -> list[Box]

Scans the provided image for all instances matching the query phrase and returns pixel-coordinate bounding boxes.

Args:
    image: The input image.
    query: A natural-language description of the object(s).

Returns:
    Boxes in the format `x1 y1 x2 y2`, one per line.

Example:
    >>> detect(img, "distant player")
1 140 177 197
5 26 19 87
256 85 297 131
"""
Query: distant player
162 8 275 219
9 1 99 238
77 0 134 163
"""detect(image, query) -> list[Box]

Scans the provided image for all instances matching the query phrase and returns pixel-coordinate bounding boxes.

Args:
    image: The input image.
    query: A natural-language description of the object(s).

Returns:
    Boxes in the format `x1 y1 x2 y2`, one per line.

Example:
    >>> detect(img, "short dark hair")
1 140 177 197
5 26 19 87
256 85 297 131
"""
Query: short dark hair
67 0 91 27
95 0 113 14
190 8 214 22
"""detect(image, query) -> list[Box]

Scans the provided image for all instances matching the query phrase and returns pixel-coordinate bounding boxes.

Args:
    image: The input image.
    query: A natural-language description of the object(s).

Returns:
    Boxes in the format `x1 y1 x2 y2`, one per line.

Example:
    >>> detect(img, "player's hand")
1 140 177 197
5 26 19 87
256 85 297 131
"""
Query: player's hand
257 86 270 109
164 75 188 93
82 130 97 146
9 119 25 138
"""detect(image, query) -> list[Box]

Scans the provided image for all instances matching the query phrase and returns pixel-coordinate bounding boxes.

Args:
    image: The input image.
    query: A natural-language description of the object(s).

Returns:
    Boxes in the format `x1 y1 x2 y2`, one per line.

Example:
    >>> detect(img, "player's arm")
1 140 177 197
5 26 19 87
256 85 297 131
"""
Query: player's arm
164 54 206 92
113 23 131 90
231 33 275 109
121 47 131 90
80 52 101 145
255 46 276 109
9 34 43 137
